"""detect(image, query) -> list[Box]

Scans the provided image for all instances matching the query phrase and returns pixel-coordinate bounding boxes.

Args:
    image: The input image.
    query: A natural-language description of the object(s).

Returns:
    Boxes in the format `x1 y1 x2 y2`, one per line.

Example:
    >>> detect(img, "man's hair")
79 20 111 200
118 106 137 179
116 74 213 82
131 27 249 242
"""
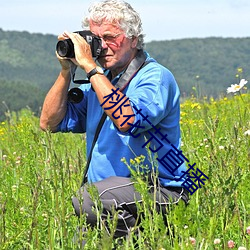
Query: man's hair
82 0 145 49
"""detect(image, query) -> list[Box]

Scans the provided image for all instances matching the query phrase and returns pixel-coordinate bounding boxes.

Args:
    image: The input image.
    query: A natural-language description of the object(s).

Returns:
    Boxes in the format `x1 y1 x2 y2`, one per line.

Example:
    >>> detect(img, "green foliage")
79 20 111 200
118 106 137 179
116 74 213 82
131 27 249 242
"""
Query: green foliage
145 37 250 98
0 29 60 93
0 79 46 121
0 29 250 120
0 29 61 121
0 109 86 249
0 93 249 249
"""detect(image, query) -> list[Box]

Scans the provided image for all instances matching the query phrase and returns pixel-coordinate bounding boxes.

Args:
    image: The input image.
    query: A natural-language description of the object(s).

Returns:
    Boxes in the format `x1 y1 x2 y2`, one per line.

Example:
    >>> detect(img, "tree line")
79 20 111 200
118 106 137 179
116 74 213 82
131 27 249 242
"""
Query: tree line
0 28 249 120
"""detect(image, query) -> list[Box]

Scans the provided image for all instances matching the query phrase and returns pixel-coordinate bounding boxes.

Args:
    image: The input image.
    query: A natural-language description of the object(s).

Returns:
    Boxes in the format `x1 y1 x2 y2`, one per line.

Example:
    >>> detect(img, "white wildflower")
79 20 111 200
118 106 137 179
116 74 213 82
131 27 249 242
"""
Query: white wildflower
227 79 248 93
12 185 18 192
189 237 196 245
238 247 246 250
243 130 250 136
214 238 221 244
20 207 25 214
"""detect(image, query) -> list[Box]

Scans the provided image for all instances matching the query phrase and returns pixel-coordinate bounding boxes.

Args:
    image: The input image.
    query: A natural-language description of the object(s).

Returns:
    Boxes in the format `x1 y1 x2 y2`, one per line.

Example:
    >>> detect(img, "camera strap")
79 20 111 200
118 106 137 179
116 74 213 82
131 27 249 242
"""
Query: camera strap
81 50 149 186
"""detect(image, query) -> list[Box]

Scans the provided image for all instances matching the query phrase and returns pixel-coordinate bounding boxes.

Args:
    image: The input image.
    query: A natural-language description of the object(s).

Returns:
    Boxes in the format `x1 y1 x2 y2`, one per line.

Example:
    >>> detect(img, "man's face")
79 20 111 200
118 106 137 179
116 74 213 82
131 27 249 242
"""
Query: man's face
89 20 138 73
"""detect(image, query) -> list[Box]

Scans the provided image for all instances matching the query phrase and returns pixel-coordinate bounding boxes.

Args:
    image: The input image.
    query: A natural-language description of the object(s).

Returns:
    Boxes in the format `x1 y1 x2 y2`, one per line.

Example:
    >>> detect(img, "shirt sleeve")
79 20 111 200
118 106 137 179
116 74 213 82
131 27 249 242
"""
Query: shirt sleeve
56 85 89 133
128 62 180 135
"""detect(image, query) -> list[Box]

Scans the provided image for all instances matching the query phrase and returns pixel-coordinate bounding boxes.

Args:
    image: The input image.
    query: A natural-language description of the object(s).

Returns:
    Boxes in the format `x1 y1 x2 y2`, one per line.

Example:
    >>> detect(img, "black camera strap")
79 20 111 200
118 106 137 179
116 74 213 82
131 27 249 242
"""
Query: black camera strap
81 50 149 186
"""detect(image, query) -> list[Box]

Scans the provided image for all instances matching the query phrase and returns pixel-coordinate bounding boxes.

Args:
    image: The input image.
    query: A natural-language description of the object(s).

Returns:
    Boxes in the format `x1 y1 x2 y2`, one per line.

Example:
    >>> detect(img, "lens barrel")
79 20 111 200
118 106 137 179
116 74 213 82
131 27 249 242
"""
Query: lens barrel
68 88 84 103
56 31 102 58
56 39 75 58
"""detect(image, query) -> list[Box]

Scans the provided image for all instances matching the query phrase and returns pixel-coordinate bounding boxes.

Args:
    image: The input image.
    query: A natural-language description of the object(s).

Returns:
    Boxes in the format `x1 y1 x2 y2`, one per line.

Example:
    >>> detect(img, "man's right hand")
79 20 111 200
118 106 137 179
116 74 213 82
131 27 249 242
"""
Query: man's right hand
56 33 79 71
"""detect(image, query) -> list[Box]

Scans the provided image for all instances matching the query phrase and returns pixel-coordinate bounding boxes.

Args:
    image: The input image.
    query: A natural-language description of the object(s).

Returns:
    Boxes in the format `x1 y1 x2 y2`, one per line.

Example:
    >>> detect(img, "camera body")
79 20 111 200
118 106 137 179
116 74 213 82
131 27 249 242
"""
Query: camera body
56 30 102 58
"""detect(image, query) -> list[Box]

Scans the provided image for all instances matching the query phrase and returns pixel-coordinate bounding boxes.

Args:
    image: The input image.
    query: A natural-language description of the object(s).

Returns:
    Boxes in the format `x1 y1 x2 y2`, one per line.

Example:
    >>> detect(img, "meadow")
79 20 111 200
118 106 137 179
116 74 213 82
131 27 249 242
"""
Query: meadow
0 89 249 249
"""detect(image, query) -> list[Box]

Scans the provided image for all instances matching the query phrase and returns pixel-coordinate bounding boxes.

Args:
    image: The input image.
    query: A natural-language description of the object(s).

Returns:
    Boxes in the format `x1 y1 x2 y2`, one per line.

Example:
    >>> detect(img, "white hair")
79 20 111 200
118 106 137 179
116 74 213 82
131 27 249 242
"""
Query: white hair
82 0 145 49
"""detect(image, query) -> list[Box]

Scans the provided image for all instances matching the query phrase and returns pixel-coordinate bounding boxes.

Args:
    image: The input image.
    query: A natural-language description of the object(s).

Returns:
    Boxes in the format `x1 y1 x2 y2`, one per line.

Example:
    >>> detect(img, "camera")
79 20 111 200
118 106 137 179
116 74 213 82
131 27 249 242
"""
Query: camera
56 30 102 58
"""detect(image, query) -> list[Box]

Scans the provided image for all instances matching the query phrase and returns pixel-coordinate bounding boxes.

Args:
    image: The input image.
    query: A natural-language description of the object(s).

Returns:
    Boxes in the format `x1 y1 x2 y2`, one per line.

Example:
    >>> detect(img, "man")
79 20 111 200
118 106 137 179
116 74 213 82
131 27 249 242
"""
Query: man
40 0 188 242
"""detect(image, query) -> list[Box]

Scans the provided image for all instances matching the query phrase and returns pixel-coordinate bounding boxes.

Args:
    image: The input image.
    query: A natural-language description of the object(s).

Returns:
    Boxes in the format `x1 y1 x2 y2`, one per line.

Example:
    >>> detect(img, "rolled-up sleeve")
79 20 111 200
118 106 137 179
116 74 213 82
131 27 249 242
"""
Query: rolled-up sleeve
57 87 89 133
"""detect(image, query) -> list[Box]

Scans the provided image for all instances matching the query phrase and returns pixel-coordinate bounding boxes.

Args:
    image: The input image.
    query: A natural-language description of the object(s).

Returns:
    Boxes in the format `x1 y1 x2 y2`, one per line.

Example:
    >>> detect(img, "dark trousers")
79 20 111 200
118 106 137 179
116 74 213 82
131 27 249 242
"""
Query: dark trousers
72 176 189 239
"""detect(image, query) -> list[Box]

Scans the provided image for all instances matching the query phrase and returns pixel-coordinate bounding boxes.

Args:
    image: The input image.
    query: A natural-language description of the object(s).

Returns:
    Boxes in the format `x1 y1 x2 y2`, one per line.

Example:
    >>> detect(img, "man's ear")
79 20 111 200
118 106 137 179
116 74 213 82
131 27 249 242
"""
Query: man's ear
131 36 139 48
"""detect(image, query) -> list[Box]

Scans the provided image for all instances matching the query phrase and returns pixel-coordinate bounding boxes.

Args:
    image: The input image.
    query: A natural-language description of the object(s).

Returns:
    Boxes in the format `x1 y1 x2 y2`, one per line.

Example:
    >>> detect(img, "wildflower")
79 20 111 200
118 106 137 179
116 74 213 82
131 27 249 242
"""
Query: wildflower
227 79 248 93
244 130 250 136
120 157 126 163
130 159 135 165
238 247 246 250
69 164 74 172
228 240 235 248
218 145 224 150
189 237 196 245
214 238 221 244
12 185 17 192
237 67 243 73
135 157 141 164
42 213 48 221
191 103 201 109
246 226 250 235
180 111 187 117
20 207 25 214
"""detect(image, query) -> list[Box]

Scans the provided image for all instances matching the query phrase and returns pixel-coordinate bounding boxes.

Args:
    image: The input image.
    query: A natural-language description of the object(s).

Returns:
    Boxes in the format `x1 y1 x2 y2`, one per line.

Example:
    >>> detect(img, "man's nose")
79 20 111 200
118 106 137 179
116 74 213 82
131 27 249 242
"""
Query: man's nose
101 38 108 49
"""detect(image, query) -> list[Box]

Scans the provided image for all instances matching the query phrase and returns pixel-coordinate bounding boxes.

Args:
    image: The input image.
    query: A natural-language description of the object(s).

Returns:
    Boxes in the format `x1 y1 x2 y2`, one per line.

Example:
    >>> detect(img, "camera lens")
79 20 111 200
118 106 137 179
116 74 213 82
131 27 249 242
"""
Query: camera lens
56 39 74 58
68 88 84 103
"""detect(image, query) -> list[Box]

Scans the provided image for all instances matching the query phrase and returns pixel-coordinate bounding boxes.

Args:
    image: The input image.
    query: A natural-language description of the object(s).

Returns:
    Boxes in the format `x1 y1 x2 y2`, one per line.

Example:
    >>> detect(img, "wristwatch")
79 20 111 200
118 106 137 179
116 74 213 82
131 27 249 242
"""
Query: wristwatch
87 66 104 80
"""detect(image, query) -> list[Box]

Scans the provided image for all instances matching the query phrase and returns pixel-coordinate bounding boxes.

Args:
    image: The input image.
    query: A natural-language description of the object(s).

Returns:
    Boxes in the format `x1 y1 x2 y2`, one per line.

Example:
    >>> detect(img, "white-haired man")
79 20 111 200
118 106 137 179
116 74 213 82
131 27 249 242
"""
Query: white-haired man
40 0 189 243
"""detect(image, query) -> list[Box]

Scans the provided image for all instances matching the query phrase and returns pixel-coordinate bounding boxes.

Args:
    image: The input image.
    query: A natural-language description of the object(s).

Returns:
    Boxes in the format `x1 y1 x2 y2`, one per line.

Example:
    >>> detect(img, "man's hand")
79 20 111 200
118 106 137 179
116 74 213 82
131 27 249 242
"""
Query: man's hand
62 31 96 73
56 33 79 71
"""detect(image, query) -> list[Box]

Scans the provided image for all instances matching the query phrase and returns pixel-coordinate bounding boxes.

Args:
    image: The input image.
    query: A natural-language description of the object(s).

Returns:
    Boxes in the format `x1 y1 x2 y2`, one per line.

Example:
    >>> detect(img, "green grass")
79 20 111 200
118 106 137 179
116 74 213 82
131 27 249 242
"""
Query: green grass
0 93 249 249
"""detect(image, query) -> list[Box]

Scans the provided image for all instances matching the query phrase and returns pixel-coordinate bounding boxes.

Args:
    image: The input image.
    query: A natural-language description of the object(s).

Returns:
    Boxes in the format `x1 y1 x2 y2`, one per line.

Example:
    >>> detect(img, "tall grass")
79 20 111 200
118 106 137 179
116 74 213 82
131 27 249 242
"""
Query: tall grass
0 93 249 249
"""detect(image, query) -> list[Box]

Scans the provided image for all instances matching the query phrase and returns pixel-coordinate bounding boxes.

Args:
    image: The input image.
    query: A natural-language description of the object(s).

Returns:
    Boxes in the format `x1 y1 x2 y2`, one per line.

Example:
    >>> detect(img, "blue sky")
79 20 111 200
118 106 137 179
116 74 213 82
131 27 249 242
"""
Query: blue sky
1 0 250 42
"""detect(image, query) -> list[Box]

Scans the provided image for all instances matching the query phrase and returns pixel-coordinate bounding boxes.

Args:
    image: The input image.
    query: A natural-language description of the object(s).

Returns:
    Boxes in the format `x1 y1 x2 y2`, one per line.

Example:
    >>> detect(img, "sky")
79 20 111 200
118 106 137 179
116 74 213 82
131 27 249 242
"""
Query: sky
1 0 250 42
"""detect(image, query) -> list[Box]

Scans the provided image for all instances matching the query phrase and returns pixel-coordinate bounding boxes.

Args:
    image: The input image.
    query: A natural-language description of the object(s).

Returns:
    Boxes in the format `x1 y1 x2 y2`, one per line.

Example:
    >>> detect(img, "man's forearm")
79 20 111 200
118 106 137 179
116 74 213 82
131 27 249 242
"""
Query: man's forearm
90 73 135 132
40 70 71 132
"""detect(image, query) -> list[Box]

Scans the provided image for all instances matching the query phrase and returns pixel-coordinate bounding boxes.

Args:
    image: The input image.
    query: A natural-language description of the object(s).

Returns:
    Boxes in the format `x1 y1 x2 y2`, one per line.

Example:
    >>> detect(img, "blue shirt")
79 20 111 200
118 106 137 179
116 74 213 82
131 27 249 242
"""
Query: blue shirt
57 52 186 187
